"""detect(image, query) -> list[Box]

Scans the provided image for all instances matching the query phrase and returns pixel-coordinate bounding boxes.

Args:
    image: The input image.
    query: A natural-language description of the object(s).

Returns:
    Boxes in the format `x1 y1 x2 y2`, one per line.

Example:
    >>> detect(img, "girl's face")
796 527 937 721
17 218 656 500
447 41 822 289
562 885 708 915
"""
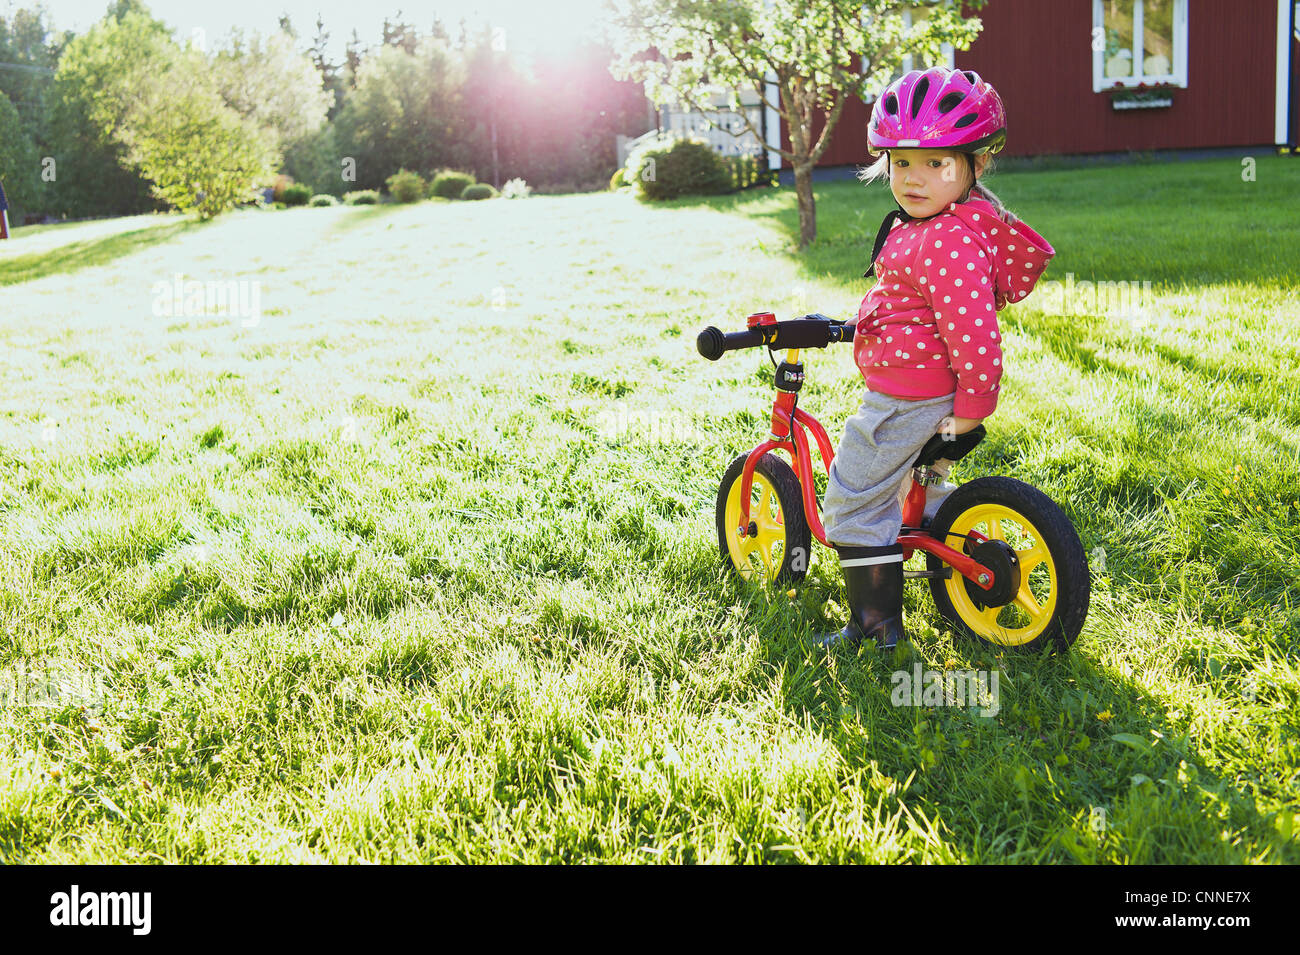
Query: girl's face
889 148 988 218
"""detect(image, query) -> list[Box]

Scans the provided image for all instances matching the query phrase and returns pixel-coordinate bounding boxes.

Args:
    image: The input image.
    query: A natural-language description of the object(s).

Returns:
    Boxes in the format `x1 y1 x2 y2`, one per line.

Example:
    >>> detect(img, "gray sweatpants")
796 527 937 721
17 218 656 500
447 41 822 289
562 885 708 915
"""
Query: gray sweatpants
822 388 959 549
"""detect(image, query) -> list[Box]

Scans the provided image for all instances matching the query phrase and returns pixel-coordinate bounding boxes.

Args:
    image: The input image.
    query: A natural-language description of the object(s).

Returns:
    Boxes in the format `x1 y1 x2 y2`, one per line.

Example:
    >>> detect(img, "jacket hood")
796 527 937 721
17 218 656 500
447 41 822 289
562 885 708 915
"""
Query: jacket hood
942 197 1055 308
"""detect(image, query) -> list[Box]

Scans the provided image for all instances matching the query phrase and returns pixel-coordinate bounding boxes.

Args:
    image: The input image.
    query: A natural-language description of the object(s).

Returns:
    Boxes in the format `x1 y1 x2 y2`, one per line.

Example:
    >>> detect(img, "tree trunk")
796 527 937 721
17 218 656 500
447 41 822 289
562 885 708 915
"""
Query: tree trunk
793 162 816 248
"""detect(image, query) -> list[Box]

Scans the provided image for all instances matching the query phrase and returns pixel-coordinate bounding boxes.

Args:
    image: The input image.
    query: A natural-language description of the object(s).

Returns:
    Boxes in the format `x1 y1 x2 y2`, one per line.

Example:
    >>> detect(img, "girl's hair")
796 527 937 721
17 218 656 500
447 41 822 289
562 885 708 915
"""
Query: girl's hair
857 150 1014 223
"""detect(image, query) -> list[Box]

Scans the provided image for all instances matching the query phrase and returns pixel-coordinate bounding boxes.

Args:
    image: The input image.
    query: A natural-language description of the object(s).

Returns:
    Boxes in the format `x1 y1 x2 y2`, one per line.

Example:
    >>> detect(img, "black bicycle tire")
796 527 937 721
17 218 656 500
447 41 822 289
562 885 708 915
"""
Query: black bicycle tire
715 452 812 585
924 476 1090 653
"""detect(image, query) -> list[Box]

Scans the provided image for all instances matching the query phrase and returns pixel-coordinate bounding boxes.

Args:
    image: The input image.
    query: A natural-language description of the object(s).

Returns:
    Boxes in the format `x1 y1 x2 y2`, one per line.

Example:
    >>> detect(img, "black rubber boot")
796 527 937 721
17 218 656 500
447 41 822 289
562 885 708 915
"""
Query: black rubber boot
819 543 909 649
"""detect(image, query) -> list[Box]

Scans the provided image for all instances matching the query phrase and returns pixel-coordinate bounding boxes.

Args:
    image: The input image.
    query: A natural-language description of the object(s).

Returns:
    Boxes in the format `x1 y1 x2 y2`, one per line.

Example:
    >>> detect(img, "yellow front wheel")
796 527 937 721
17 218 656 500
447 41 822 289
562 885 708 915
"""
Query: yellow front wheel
715 452 811 585
924 477 1090 652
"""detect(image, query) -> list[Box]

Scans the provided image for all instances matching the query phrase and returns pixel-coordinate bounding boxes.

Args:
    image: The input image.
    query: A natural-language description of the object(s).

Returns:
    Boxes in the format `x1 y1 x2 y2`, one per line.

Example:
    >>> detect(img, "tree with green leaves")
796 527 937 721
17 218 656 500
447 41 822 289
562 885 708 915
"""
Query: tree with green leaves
381 14 419 54
118 48 276 219
308 16 345 118
46 5 171 217
0 6 69 145
209 28 332 155
53 7 277 219
0 89 41 218
333 38 465 189
283 123 342 195
344 29 364 90
608 0 987 247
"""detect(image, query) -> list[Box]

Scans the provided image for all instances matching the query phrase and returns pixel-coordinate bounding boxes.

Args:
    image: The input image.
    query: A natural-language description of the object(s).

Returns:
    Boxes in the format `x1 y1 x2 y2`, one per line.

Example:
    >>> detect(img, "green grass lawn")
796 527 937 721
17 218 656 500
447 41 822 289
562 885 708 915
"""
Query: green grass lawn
0 155 1297 863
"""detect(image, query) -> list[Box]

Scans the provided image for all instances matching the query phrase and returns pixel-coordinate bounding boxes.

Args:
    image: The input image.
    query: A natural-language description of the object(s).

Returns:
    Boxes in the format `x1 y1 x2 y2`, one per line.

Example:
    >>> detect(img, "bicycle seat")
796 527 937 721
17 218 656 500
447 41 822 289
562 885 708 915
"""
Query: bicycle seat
913 424 986 467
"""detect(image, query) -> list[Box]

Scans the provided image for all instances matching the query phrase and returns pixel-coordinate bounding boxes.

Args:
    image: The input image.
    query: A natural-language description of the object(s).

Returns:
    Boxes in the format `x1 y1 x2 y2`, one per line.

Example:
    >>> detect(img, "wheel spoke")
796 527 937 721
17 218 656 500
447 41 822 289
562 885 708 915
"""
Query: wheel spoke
756 524 784 561
1018 541 1049 575
739 536 766 577
976 602 1002 632
1014 579 1045 619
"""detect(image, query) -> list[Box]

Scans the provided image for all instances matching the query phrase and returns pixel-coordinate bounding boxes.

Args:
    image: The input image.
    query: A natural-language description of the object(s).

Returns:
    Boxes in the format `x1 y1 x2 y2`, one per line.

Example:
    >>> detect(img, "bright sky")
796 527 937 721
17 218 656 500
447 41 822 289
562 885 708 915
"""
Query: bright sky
30 0 615 59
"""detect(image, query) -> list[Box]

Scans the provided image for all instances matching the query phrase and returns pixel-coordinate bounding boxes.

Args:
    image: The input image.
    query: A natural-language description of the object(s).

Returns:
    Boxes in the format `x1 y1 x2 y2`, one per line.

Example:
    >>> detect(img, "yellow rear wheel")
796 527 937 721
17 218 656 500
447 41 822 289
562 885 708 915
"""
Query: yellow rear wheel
925 477 1089 652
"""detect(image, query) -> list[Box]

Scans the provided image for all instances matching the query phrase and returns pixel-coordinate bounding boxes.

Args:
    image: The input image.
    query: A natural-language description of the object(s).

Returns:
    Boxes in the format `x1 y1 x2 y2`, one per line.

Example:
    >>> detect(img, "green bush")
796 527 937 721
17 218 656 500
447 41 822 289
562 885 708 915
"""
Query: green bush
270 175 295 202
460 183 498 200
429 169 476 199
610 167 627 190
282 183 312 206
343 190 380 205
629 138 734 200
386 168 427 203
309 194 339 207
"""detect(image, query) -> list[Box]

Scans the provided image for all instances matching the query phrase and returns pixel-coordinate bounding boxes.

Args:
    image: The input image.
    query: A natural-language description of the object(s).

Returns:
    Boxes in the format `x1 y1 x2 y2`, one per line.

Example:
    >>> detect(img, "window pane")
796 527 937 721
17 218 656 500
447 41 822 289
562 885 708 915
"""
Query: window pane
1141 0 1174 78
1103 0 1135 79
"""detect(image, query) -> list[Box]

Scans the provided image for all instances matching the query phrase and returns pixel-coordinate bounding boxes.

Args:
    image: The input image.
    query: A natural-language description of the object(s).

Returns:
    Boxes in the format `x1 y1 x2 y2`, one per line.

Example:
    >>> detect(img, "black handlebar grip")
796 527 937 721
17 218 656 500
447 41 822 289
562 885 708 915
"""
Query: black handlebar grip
697 317 854 360
697 326 726 361
697 325 763 360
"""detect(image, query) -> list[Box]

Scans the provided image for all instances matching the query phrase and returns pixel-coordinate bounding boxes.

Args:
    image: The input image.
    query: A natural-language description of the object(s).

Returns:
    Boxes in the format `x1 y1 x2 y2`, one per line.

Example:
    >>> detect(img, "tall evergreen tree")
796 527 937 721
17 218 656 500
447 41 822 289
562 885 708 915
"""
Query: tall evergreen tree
308 16 344 117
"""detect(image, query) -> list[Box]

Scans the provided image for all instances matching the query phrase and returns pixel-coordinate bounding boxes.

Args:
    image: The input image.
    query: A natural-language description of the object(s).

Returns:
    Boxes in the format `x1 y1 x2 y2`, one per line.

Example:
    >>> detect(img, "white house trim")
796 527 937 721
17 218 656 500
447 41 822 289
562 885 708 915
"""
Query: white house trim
1277 0 1293 144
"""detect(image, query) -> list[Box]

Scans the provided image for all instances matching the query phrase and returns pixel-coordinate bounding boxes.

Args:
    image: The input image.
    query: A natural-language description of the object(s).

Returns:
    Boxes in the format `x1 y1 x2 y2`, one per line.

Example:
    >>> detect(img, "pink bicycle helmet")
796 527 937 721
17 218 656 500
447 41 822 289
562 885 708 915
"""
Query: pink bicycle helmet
868 67 1006 156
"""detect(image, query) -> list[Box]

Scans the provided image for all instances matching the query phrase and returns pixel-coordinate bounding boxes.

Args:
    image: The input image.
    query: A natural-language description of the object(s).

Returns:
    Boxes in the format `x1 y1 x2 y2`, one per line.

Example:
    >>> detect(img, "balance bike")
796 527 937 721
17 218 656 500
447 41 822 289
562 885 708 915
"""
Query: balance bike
696 312 1090 652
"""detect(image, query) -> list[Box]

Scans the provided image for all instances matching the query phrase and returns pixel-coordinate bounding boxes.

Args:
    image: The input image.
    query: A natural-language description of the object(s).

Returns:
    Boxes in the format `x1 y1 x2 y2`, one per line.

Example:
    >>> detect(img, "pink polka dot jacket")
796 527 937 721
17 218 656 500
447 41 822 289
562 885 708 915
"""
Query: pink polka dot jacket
854 196 1055 419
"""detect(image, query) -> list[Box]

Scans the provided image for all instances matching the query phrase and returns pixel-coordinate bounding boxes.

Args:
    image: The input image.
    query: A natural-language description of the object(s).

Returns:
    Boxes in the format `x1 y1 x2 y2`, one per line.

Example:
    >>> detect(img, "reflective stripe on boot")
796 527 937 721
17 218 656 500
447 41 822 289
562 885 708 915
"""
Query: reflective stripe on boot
819 543 909 649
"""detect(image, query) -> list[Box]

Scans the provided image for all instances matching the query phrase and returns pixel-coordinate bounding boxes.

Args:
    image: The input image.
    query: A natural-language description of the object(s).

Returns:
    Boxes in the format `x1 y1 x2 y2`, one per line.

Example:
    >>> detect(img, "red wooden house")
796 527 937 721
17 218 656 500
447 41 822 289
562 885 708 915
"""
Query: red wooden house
768 0 1299 168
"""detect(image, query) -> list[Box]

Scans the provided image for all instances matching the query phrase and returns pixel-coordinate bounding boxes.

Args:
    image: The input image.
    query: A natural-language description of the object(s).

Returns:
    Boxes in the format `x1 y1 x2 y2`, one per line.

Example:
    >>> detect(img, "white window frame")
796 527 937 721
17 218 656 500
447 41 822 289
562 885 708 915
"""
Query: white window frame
1093 0 1189 92
1279 0 1296 143
860 3 957 101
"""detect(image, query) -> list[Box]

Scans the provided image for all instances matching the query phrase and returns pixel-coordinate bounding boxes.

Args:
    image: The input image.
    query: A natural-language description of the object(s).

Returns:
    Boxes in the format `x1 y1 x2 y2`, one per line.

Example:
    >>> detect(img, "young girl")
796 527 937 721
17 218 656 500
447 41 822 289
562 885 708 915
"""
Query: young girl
820 67 1055 649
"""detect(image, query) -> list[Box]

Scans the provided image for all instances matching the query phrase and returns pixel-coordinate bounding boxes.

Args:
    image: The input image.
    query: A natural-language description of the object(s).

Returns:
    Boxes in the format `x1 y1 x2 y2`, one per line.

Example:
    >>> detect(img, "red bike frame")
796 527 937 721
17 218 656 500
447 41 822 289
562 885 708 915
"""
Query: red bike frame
735 347 1000 596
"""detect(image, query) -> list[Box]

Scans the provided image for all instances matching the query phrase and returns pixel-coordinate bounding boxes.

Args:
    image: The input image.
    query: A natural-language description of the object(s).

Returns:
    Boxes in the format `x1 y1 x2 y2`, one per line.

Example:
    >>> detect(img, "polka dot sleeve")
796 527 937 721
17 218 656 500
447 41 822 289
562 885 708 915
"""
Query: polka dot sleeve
913 223 1003 420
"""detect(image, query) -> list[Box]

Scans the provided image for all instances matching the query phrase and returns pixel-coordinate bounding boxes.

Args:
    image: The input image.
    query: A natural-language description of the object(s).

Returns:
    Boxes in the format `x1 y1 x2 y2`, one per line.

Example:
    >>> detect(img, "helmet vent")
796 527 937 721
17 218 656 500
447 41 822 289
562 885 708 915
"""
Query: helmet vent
884 92 898 115
910 76 930 119
954 113 978 129
938 92 964 114
963 71 977 84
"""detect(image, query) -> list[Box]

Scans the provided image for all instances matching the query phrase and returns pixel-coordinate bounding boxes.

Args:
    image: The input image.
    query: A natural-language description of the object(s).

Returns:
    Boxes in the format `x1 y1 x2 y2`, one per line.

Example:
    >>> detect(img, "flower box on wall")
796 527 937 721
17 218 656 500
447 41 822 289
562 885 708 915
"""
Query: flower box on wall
1108 84 1176 110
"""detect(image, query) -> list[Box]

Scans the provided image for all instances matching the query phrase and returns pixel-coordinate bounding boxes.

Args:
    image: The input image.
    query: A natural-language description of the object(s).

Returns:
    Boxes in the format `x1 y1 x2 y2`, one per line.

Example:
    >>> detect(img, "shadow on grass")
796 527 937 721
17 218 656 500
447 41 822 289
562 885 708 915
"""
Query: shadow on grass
660 542 1295 862
1002 309 1300 432
0 219 203 287
323 202 413 236
777 630 1293 862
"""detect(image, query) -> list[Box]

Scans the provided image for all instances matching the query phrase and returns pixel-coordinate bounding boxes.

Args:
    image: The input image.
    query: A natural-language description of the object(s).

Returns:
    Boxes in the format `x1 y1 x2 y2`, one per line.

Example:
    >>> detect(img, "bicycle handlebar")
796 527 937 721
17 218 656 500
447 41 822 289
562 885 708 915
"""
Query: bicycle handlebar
695 314 855 361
